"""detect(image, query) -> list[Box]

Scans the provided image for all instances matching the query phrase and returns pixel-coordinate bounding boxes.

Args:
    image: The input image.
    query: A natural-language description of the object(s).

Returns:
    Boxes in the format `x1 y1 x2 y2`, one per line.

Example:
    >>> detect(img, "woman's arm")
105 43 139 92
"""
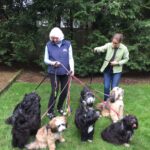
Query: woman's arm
69 45 74 75
118 48 129 65
94 43 108 53
44 46 56 65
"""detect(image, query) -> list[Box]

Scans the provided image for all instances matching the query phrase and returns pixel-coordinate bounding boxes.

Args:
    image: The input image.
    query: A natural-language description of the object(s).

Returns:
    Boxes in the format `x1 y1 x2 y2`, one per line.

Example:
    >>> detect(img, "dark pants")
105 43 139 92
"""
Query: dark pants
103 66 121 101
48 73 68 113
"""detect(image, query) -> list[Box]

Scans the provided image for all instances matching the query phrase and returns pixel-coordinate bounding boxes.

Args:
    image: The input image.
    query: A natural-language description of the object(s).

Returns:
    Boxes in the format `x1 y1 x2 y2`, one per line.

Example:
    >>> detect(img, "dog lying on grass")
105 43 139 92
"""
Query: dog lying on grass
96 87 124 122
75 87 100 142
101 115 138 147
6 92 41 148
26 116 67 150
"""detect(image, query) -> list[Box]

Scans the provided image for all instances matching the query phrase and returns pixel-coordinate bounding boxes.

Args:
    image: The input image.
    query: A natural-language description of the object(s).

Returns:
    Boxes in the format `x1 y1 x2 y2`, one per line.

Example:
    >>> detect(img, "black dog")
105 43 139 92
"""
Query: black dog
6 92 41 148
75 87 99 142
101 115 138 146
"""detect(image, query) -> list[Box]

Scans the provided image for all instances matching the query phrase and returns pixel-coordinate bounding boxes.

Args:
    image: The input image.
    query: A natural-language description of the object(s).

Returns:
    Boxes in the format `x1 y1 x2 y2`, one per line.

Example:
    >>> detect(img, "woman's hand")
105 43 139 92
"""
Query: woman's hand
93 47 98 52
68 71 74 76
54 61 61 67
110 60 119 66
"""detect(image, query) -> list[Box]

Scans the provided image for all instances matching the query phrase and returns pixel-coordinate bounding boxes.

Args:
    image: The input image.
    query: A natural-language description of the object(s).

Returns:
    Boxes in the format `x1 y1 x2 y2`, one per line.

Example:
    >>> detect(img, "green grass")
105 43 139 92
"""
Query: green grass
0 82 150 150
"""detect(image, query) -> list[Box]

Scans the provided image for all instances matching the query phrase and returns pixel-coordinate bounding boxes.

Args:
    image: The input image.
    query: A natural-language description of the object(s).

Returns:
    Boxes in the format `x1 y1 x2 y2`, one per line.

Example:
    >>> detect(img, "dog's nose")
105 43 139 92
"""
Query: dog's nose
132 123 138 129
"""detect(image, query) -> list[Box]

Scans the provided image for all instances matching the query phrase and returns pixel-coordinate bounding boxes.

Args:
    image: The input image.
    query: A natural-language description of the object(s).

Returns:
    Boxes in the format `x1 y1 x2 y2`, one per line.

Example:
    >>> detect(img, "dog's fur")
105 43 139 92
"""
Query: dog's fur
101 115 138 147
75 87 99 142
26 116 67 150
6 92 41 148
96 87 124 122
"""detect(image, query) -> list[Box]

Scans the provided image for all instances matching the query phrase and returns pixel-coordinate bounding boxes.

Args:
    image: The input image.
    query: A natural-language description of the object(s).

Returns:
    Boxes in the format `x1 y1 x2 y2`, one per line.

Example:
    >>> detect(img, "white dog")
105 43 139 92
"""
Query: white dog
96 87 124 122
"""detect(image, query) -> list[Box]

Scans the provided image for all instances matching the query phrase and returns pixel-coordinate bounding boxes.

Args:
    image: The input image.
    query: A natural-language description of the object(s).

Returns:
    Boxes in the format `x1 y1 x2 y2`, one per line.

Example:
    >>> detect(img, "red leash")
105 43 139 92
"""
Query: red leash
66 76 72 115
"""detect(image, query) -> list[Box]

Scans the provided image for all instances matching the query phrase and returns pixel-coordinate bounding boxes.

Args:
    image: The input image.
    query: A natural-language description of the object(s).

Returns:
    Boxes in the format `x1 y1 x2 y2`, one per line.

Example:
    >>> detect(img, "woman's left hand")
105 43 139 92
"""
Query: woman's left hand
110 60 119 66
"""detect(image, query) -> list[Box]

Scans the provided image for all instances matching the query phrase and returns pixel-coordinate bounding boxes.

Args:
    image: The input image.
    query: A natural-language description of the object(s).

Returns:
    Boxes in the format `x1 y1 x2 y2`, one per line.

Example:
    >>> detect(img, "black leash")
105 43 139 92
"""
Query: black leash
34 74 48 91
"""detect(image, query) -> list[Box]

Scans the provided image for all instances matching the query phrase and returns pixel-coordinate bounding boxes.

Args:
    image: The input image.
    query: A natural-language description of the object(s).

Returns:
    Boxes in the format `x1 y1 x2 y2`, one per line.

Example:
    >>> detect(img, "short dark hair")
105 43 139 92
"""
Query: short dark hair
112 33 123 43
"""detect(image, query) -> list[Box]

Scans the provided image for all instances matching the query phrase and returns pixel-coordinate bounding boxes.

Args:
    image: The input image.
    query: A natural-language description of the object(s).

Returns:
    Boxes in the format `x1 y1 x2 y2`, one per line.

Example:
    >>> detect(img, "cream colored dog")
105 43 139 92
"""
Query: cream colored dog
96 87 124 123
26 116 67 150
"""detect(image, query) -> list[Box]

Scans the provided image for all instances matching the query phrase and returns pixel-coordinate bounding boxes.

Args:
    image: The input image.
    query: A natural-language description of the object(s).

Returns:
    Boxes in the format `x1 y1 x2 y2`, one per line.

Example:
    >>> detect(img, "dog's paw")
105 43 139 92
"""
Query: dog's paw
88 139 93 143
99 114 102 118
124 143 130 147
60 138 65 143
113 120 117 123
25 144 30 149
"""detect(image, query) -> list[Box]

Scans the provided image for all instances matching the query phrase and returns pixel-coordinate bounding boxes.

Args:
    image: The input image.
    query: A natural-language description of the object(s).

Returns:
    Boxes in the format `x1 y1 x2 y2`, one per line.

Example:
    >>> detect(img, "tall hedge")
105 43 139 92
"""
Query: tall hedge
0 0 150 76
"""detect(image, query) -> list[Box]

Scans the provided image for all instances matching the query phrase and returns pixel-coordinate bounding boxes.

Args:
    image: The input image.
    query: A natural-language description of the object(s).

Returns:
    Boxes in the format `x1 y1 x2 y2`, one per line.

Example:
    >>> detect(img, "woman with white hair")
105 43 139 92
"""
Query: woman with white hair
44 27 74 119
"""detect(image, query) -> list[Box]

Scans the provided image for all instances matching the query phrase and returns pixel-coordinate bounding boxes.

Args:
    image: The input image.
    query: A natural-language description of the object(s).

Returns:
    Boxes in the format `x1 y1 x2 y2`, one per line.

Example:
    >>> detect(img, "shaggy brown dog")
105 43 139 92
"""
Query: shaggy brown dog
26 116 67 150
96 87 124 122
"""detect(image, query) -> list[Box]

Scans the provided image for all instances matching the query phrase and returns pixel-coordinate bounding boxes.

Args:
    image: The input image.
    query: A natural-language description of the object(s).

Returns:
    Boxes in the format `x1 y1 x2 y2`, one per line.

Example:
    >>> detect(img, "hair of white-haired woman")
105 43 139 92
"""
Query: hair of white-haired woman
49 27 64 41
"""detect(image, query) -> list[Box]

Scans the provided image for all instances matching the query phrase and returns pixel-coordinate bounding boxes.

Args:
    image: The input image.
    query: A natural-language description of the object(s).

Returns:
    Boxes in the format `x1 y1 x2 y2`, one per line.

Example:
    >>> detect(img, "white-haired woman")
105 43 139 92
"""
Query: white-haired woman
44 27 74 119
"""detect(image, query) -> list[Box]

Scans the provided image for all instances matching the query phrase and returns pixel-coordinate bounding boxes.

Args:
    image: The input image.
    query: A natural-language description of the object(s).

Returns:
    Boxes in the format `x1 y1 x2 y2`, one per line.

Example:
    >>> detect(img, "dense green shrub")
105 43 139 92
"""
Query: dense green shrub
0 0 149 76
74 30 108 76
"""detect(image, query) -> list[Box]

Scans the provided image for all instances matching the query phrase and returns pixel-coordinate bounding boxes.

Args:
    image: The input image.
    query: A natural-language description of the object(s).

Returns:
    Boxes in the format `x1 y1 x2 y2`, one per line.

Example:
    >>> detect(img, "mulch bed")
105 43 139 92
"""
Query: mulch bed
0 66 19 91
0 65 150 91
17 70 150 84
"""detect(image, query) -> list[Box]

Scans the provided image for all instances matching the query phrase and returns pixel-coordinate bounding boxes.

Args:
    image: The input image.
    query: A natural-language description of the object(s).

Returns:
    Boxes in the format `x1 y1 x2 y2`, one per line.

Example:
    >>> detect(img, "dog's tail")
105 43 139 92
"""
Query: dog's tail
25 140 47 149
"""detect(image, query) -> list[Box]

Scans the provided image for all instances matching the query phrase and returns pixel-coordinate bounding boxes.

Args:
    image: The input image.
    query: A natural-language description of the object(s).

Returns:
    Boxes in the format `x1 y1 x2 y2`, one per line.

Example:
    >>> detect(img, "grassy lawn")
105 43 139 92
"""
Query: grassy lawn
0 82 150 150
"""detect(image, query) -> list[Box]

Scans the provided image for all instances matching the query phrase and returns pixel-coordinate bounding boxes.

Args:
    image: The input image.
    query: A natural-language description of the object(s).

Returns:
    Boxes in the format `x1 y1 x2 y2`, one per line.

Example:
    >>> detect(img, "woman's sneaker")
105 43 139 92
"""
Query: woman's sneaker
47 112 55 119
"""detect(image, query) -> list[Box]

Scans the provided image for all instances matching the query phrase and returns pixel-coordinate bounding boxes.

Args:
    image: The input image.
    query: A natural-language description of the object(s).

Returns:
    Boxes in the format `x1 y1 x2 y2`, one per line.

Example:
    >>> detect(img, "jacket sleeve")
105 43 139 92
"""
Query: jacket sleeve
94 43 109 53
44 46 55 65
118 47 129 65
69 45 74 73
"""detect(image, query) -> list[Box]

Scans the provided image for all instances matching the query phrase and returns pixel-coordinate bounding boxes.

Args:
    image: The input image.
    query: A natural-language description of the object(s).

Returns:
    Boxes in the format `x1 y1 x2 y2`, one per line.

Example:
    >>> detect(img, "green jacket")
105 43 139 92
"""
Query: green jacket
94 42 129 73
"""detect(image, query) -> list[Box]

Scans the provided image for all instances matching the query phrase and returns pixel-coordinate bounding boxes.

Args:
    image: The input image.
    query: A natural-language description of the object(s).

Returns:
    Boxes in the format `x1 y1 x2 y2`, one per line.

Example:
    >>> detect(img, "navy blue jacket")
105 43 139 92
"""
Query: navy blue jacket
47 40 71 75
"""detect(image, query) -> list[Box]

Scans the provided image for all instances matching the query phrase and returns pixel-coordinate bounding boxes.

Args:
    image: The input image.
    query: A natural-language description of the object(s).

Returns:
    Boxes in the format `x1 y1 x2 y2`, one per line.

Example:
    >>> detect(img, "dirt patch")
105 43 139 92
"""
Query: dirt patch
16 70 150 84
0 66 20 91
1 65 150 85
17 70 48 83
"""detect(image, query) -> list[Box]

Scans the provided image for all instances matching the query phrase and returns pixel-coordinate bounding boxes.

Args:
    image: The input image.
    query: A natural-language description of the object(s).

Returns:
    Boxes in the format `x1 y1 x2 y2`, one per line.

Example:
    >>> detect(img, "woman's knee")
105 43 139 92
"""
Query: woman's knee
104 83 110 90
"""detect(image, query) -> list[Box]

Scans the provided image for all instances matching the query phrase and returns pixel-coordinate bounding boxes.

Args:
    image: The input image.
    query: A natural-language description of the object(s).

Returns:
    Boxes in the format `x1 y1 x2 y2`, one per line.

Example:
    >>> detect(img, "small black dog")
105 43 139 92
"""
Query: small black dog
101 115 138 147
75 87 99 142
6 92 41 148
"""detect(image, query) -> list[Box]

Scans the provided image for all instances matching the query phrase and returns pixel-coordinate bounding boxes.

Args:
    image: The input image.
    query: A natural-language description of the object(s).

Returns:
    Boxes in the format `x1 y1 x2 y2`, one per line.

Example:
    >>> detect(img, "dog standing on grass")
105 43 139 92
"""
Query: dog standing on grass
26 116 67 150
96 87 124 122
75 87 100 142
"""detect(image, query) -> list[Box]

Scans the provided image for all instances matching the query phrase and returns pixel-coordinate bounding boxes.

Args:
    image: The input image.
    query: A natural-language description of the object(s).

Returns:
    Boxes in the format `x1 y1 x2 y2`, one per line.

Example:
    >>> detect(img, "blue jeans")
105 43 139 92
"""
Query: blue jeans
103 67 121 101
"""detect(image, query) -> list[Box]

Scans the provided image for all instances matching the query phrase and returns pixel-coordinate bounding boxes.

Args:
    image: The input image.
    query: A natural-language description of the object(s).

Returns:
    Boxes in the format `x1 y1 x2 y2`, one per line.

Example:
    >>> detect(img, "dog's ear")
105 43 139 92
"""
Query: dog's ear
49 119 58 133
122 116 128 124
109 90 115 102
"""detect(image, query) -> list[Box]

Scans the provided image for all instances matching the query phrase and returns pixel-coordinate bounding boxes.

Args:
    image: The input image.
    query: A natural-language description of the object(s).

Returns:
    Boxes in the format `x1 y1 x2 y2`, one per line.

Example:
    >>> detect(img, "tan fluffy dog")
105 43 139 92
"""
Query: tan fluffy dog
96 87 124 123
26 116 67 150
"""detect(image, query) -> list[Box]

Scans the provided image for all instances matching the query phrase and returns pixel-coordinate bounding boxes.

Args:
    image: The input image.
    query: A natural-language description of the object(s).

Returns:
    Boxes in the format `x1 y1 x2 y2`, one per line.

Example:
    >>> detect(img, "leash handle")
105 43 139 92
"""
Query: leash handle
66 76 72 115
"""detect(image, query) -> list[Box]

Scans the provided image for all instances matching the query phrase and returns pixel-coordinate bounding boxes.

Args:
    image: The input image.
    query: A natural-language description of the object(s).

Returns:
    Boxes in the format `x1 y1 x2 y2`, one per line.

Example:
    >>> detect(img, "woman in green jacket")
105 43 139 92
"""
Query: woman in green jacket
94 33 129 101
